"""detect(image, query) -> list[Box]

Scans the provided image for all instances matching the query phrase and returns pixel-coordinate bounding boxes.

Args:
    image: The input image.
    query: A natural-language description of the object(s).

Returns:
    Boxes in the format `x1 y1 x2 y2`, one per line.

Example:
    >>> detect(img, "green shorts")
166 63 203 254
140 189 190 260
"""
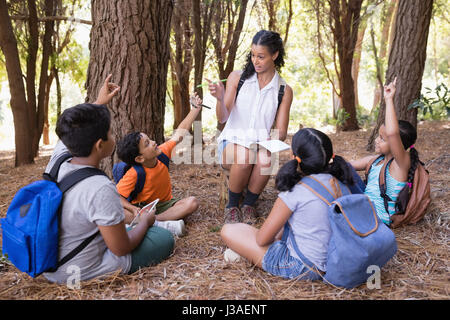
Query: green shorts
136 198 179 215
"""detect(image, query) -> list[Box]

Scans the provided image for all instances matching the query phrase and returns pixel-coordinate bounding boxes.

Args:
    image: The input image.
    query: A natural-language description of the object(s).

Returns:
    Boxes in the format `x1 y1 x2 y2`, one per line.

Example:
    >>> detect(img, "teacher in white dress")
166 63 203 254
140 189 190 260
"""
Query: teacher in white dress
208 30 293 224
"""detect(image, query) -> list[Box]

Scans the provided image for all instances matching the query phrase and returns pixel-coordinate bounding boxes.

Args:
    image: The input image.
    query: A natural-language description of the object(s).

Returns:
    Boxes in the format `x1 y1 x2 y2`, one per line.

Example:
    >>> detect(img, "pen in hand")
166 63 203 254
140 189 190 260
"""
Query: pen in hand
196 79 227 88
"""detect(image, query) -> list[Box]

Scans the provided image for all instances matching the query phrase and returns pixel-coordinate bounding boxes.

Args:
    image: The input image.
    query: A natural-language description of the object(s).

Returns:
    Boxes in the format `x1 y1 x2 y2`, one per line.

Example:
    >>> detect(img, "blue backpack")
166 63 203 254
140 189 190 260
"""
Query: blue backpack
287 176 397 288
1 152 107 278
112 152 170 202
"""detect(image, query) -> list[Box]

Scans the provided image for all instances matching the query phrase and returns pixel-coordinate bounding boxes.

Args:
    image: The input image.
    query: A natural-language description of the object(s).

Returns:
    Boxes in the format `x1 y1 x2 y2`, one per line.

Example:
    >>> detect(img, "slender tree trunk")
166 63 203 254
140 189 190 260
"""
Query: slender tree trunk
171 0 193 130
86 0 173 174
371 0 396 111
0 0 34 165
352 20 367 108
330 0 363 131
34 0 55 155
367 0 434 150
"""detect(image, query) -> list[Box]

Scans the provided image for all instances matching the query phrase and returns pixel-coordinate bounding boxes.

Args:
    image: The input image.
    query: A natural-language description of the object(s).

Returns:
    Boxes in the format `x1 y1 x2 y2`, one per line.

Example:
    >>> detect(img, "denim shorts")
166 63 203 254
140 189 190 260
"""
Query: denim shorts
262 240 322 280
217 139 231 165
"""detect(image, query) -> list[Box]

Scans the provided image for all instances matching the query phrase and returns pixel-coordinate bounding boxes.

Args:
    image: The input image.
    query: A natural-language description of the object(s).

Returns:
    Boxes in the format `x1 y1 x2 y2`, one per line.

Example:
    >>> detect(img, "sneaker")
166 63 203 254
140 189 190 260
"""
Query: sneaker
154 220 186 237
224 207 243 224
241 205 258 223
224 248 241 263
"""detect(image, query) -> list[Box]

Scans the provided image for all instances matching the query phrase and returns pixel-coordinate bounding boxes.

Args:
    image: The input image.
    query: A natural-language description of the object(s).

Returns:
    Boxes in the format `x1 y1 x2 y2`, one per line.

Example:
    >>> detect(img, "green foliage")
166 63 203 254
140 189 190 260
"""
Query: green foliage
326 107 350 128
408 83 450 120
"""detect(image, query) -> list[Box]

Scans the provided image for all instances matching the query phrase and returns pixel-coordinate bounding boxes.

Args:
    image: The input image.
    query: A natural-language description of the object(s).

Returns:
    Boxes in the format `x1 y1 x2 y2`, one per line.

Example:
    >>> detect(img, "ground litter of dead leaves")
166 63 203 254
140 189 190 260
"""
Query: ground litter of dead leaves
0 120 448 300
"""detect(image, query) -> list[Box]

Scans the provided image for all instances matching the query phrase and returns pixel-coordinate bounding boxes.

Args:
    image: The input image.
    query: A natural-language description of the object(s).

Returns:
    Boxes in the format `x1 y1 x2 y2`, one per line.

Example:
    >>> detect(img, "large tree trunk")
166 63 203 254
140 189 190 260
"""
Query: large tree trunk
0 0 34 166
86 0 173 175
367 0 434 151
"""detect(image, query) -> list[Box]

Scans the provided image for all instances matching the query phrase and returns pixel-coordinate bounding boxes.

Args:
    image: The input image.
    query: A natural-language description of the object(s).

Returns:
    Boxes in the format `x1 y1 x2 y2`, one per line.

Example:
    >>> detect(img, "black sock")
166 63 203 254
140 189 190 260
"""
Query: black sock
227 190 242 208
242 190 260 207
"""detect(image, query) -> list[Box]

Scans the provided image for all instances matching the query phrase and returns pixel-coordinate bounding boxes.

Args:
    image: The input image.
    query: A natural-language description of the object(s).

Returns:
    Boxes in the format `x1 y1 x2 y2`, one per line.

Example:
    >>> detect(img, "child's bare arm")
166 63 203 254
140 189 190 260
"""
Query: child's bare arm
350 155 380 171
384 78 410 172
256 198 292 247
170 93 202 144
120 196 140 217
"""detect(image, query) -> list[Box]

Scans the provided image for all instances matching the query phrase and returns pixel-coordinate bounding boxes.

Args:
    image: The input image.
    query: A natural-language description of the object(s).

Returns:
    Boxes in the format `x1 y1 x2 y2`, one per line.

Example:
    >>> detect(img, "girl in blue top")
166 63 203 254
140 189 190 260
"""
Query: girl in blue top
350 78 419 225
221 128 355 279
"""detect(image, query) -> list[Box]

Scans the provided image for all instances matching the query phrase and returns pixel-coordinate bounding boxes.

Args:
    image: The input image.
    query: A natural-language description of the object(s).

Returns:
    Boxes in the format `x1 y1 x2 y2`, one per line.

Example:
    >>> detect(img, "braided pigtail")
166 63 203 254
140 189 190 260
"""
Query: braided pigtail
407 147 420 188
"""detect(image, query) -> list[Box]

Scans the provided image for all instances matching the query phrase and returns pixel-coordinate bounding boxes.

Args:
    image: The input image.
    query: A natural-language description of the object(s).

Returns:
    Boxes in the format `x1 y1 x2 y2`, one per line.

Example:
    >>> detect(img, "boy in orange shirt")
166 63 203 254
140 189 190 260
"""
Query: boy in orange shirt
116 94 203 236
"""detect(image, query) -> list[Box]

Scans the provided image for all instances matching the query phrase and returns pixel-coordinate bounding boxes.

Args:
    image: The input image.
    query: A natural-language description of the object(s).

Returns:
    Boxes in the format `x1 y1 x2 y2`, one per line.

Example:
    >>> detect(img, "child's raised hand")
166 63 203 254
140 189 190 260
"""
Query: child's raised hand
94 74 120 105
384 77 397 100
189 92 203 109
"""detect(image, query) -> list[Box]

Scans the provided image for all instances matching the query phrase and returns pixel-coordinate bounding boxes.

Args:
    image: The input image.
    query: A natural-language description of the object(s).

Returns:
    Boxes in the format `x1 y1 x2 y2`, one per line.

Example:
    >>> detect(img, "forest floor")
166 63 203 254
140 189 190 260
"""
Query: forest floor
0 120 448 300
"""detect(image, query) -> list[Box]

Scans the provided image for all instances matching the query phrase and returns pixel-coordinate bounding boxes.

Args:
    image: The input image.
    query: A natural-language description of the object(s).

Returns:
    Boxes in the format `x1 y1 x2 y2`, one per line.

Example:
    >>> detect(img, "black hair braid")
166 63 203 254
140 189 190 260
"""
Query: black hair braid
407 148 420 187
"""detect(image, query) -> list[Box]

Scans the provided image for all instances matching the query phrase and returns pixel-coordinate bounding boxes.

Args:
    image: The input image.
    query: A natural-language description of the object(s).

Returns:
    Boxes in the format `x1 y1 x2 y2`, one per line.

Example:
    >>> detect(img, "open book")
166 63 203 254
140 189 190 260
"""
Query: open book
234 139 290 153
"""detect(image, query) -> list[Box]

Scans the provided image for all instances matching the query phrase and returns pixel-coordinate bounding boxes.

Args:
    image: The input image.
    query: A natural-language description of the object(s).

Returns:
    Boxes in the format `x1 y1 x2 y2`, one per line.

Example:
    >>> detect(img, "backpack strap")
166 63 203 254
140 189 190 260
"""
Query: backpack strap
300 176 345 205
54 167 108 270
43 152 72 182
157 152 170 169
128 165 146 202
277 78 286 109
364 155 384 184
378 158 395 216
284 223 324 277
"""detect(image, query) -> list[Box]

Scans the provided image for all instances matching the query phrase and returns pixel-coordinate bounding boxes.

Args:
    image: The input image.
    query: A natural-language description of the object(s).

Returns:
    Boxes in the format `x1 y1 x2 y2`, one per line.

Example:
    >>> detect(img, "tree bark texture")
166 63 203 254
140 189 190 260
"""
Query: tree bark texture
86 0 173 173
367 0 434 151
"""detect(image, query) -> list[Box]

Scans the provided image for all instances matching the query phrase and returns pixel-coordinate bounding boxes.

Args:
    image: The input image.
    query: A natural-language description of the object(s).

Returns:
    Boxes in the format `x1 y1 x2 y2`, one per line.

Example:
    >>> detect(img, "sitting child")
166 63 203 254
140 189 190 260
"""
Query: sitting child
350 78 419 225
43 75 174 284
220 128 355 280
116 94 203 237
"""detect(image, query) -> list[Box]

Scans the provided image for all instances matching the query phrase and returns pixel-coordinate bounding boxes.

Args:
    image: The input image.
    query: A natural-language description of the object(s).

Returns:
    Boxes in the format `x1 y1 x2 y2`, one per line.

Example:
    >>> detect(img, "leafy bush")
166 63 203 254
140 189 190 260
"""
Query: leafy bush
408 83 450 120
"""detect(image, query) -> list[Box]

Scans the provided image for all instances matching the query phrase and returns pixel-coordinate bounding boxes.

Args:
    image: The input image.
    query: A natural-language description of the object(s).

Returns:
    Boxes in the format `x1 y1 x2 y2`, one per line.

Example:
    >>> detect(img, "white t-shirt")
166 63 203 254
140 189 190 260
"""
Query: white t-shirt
278 173 337 272
43 141 131 284
218 71 284 147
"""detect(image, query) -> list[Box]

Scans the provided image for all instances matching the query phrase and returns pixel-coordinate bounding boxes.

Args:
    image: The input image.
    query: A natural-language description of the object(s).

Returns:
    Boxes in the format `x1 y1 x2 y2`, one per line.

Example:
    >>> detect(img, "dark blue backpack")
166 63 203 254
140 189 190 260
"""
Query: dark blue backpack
1 152 107 278
112 152 170 202
286 176 397 288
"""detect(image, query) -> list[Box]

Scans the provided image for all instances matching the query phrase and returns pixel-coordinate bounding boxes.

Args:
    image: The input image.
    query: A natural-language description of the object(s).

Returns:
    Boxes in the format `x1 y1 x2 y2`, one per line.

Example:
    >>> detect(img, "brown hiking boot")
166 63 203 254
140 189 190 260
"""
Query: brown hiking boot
224 207 243 224
241 205 258 224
